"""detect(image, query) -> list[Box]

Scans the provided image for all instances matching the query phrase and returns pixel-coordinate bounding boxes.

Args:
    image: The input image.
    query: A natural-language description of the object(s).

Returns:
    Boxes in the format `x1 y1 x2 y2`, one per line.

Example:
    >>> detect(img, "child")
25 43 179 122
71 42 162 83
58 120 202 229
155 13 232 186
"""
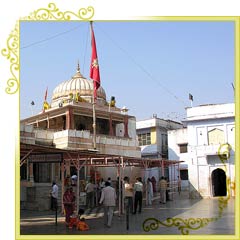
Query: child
77 217 89 231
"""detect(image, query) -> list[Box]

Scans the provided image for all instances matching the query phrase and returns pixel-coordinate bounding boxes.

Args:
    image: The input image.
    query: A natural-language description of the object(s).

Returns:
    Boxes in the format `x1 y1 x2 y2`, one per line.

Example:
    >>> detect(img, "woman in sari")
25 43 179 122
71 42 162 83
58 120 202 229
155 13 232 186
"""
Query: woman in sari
63 187 75 225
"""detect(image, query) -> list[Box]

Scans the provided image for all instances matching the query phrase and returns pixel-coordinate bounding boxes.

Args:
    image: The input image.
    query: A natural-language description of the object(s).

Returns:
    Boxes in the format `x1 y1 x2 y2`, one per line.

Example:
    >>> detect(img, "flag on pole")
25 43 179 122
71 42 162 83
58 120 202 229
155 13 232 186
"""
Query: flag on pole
44 87 48 101
189 93 193 101
43 87 49 112
90 22 100 100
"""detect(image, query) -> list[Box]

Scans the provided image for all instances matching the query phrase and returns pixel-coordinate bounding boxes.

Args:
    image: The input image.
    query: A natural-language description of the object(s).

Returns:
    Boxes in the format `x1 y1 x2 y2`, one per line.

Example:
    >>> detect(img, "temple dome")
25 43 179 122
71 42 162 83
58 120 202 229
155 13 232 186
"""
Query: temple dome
51 64 106 107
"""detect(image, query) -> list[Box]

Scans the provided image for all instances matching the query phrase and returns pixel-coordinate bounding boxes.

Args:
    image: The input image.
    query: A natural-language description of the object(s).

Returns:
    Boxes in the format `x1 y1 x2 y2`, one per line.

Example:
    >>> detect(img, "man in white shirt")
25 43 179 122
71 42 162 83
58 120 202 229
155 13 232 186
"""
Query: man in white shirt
99 181 116 228
123 176 134 214
133 177 143 214
85 180 95 209
51 181 58 210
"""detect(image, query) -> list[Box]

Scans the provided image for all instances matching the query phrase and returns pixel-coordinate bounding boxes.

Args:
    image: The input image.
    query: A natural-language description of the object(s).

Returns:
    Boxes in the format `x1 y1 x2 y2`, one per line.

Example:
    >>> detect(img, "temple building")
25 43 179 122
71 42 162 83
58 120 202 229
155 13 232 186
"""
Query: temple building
20 63 142 210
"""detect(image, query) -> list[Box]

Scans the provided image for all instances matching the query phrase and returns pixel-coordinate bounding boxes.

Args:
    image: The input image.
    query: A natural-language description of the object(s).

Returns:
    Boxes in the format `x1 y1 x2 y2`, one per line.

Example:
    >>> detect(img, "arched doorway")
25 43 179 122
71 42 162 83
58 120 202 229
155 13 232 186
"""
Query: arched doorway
211 168 227 197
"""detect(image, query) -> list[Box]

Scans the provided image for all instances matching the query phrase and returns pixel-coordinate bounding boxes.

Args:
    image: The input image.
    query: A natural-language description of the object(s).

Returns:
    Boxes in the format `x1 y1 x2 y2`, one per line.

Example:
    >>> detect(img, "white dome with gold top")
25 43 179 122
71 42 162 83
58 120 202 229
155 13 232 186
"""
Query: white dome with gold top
51 63 106 108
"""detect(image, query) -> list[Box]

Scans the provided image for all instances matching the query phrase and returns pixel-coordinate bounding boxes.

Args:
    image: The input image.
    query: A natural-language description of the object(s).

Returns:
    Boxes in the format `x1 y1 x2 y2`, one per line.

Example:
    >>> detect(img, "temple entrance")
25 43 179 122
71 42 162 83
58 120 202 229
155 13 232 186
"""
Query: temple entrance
211 168 227 197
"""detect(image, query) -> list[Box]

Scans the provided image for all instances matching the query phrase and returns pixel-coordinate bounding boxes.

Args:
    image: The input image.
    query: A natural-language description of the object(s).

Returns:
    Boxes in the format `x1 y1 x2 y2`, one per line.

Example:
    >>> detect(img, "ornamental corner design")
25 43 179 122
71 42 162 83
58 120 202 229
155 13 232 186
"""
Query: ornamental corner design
1 2 94 95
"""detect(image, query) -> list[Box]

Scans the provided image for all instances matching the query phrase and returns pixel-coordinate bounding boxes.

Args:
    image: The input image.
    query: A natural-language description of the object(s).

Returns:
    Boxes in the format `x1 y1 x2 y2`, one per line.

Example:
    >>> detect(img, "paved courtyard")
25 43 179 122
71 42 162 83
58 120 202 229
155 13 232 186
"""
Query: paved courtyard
20 192 235 236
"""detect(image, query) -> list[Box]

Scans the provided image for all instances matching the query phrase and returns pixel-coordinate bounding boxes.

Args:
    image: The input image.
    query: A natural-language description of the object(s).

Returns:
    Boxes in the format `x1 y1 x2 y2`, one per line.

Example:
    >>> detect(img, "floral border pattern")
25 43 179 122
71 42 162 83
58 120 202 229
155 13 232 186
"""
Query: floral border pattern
1 2 94 94
1 22 19 94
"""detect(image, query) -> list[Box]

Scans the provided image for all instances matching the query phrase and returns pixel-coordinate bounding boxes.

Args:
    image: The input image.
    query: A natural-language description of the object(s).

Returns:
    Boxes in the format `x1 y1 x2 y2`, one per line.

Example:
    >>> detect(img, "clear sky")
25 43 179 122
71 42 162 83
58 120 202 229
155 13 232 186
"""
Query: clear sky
20 21 235 121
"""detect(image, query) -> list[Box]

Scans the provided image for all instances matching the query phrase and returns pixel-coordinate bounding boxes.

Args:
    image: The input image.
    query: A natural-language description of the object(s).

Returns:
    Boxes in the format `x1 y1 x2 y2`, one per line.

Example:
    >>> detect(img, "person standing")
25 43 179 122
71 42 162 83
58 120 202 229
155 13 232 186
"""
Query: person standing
63 187 75 225
133 177 143 214
99 181 116 228
123 176 134 214
177 176 182 195
159 176 168 204
147 178 153 205
50 181 58 211
85 180 95 209
107 177 112 186
151 176 157 193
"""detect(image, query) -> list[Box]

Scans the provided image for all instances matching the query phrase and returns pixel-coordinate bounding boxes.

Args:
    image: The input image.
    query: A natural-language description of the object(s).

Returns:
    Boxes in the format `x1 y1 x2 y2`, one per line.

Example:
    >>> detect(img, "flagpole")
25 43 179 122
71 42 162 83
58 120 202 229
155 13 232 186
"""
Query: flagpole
92 85 97 149
90 22 96 149
90 21 100 150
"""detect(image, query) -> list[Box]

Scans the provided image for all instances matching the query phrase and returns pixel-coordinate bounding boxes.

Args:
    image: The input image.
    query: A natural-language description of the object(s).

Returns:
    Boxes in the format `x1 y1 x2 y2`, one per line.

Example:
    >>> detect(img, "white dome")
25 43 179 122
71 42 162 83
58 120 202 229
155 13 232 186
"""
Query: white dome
51 65 106 106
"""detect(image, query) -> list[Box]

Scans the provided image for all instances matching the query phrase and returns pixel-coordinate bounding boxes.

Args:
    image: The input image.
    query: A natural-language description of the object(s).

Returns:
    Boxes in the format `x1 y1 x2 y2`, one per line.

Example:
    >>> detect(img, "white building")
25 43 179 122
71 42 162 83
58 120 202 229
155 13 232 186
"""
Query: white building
136 116 183 183
136 116 183 159
168 103 235 198
168 128 189 191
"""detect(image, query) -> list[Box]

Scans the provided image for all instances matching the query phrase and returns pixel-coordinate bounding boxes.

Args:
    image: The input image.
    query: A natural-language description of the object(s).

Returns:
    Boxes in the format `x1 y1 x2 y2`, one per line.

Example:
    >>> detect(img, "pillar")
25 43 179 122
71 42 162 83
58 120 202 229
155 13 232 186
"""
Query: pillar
47 115 50 129
29 163 34 183
66 108 73 130
61 162 65 214
109 114 114 136
124 116 129 138
55 163 60 182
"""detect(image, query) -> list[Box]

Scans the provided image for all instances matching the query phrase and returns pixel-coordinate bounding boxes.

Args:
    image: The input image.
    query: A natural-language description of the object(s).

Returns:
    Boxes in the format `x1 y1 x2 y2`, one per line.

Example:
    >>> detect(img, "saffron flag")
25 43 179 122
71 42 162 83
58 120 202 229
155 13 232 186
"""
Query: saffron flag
90 22 100 100
42 87 48 112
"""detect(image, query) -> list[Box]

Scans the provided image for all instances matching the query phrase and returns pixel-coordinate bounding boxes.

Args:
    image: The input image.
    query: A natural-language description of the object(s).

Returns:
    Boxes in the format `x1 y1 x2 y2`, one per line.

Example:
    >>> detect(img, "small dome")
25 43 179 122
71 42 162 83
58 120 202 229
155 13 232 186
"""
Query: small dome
51 64 106 107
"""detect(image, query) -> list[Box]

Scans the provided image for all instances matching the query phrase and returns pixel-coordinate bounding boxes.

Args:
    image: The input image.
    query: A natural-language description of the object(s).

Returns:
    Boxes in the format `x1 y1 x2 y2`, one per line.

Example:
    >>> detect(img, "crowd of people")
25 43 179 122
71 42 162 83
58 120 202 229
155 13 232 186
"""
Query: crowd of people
51 175 181 229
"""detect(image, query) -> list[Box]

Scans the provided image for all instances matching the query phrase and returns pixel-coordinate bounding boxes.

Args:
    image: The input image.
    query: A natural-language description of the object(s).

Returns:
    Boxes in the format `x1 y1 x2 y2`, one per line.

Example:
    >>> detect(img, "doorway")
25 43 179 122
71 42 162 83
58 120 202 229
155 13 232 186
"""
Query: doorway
211 168 227 197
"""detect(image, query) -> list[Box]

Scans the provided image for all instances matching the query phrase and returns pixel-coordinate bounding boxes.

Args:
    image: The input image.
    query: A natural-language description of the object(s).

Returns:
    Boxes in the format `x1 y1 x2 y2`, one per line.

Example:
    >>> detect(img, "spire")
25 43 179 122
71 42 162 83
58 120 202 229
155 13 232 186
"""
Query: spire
77 60 80 73
72 60 84 78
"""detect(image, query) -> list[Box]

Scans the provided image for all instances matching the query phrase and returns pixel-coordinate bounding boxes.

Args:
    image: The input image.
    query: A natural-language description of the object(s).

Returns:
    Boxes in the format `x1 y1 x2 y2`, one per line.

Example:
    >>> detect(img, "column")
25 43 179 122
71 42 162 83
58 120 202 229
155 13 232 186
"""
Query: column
124 116 129 138
55 163 60 182
109 114 114 136
65 108 73 130
29 163 34 183
61 162 65 214
47 115 50 129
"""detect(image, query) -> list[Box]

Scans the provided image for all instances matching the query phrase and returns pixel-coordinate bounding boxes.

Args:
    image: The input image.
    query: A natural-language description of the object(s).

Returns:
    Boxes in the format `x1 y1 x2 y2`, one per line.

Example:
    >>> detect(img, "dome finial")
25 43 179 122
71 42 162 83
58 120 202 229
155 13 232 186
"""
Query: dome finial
72 60 84 79
77 60 80 73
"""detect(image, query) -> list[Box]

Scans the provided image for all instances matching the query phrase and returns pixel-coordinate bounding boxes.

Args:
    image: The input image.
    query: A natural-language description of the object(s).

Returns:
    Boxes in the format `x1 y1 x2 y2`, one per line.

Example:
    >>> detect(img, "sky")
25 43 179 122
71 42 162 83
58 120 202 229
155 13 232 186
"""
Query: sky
20 21 235 121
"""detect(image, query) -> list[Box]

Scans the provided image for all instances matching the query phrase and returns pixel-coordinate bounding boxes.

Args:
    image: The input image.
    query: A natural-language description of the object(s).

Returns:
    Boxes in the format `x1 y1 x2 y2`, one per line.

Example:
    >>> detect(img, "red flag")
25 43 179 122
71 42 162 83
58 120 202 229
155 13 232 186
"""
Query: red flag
44 87 48 101
90 22 100 99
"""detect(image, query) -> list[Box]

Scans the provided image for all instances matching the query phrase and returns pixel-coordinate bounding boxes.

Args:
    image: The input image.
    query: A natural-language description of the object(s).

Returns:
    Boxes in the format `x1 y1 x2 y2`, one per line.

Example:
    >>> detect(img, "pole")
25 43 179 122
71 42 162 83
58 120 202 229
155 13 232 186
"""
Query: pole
126 197 129 230
55 205 58 226
95 167 98 206
61 162 65 214
77 167 80 215
118 165 121 216
92 90 97 149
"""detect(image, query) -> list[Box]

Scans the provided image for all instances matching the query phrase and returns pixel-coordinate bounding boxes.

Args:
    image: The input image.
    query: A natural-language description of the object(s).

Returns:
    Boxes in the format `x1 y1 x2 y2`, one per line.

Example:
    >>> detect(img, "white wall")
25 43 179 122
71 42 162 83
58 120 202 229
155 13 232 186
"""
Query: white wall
186 104 235 198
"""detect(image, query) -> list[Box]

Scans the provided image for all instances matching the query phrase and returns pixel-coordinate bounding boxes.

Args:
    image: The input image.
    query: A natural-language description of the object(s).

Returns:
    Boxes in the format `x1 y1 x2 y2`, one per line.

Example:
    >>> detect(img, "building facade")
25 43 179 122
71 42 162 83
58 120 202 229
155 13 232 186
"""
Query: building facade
168 128 189 191
136 116 183 182
168 103 235 198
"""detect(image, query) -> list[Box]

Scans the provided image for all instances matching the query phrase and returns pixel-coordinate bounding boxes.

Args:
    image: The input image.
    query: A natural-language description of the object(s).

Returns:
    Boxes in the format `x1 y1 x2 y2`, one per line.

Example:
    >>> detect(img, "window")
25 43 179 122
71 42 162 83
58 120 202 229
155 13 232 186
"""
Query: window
179 143 188 153
208 128 225 145
180 169 188 180
138 132 151 146
33 163 52 183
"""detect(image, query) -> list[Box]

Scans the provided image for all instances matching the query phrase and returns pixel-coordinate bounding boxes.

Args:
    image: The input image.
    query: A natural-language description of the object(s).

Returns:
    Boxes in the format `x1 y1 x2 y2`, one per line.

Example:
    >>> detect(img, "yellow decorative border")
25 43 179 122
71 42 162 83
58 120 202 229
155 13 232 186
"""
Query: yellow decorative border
143 180 234 235
22 3 94 21
1 21 19 94
1 2 94 95
1 3 237 238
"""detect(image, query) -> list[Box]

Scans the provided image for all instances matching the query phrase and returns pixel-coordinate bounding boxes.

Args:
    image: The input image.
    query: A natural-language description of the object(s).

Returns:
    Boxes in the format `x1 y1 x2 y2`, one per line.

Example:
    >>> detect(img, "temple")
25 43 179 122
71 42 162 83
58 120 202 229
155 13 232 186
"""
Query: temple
20 63 181 211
